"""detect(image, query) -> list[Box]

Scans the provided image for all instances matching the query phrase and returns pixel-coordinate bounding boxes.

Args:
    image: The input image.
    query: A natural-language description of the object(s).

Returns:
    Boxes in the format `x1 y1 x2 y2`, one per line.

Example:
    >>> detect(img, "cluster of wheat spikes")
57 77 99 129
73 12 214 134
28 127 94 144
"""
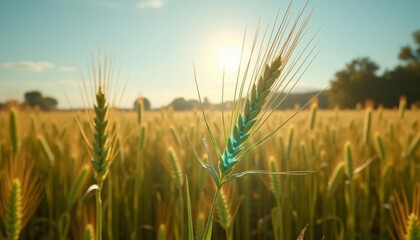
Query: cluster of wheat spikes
193 2 318 238
0 90 419 239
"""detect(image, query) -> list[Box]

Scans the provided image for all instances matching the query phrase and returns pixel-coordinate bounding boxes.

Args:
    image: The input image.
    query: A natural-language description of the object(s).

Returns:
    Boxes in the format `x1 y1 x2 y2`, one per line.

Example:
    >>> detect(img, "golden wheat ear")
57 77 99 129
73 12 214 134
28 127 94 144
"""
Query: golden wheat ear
5 179 23 240
0 157 43 240
9 108 20 156
84 224 95 240
390 185 420 239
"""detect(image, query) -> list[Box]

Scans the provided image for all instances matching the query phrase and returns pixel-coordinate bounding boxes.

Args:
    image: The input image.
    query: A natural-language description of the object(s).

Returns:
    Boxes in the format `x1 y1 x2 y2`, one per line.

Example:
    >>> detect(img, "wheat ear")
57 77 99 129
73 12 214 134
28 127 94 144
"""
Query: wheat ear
327 161 345 196
216 188 232 230
268 156 281 200
5 179 23 240
92 87 111 183
67 164 90 211
219 55 282 178
84 224 95 240
405 213 420 240
168 147 184 188
9 108 20 156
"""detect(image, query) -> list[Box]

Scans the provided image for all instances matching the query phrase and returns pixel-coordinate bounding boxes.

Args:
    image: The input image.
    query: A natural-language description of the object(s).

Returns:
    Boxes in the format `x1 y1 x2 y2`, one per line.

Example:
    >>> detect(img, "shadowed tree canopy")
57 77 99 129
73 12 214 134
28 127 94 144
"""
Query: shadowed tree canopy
329 30 420 108
169 97 199 111
399 30 420 63
24 91 43 107
133 97 151 110
329 57 382 108
41 97 58 111
381 30 420 107
24 91 58 111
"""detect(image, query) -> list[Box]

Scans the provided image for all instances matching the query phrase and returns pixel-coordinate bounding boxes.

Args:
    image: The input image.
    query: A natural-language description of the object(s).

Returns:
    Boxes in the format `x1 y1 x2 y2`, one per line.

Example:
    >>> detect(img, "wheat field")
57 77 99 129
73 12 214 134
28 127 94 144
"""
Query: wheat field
0 105 419 239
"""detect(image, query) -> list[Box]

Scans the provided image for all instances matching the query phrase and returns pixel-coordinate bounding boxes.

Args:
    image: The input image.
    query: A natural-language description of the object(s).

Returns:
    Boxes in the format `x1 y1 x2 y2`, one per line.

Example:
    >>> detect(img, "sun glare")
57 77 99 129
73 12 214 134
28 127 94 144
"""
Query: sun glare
218 47 241 72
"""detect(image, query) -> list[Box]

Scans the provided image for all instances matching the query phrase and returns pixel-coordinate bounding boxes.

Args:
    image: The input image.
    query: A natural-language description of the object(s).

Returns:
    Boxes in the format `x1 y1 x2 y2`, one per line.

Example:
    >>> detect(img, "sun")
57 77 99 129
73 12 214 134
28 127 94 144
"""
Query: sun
218 47 241 72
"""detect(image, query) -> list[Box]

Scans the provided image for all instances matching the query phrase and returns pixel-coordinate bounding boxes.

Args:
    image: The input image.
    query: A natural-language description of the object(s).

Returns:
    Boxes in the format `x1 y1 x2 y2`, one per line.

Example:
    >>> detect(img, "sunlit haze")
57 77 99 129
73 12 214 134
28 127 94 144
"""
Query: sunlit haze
218 47 241 72
1 0 419 109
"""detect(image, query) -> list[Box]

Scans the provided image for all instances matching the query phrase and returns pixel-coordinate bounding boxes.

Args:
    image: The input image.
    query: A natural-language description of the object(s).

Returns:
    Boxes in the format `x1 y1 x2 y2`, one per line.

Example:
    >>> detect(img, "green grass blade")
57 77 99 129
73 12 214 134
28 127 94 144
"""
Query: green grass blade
185 176 194 240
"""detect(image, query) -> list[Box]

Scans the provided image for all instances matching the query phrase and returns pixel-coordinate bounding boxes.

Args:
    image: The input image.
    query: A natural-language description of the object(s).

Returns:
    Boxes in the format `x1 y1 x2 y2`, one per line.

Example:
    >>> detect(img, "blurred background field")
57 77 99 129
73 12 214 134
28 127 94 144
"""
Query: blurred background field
0 106 418 239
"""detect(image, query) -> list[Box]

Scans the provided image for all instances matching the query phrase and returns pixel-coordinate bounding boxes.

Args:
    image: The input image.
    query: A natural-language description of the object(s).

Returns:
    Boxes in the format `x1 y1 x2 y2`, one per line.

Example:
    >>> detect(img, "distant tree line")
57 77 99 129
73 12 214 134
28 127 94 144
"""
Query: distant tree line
24 91 58 111
155 92 327 112
329 30 420 108
0 91 58 111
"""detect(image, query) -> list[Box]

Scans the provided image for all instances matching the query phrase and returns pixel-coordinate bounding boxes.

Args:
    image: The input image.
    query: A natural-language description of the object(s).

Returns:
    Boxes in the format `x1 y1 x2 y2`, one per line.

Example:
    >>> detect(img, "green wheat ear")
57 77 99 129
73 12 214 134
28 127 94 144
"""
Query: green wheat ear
219 55 282 178
67 164 90 210
92 87 111 182
84 224 95 240
344 141 354 179
157 224 167 240
268 156 281 200
406 213 420 240
195 213 206 240
327 161 345 196
9 108 20 156
168 147 184 188
6 179 23 240
216 188 232 230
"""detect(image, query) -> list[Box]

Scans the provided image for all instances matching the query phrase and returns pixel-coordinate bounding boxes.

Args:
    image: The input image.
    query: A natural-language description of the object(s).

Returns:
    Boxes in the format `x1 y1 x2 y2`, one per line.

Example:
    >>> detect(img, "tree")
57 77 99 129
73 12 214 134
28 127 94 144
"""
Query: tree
40 97 58 111
133 97 151 110
329 30 420 108
399 30 420 63
24 91 58 111
328 58 382 108
384 63 420 107
169 97 199 111
24 91 43 108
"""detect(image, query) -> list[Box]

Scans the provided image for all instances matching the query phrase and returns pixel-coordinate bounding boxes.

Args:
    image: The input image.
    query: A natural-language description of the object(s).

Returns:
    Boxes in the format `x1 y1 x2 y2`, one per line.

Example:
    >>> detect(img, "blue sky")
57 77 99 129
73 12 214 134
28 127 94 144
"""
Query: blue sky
0 0 419 109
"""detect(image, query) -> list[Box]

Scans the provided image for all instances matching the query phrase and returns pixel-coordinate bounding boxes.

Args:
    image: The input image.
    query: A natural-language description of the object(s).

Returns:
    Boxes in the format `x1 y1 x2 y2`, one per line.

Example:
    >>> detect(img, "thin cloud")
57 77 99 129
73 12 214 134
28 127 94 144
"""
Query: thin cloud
137 0 163 9
59 66 76 72
56 79 79 87
1 61 54 72
89 0 120 8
